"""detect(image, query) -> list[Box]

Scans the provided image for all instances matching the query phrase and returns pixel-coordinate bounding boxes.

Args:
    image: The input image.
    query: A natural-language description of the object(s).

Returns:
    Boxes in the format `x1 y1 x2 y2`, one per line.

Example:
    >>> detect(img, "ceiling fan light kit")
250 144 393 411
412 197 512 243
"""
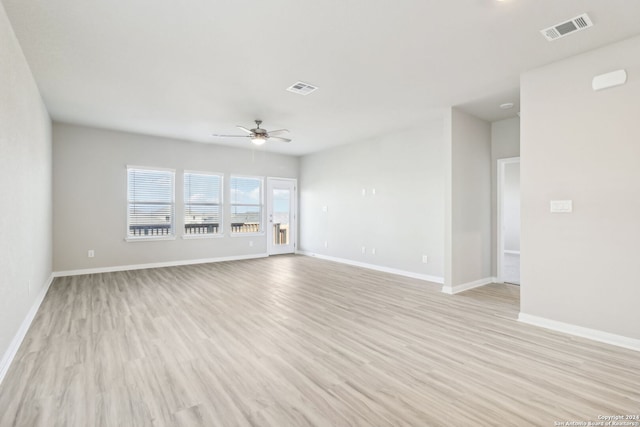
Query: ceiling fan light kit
251 136 267 145
211 119 292 145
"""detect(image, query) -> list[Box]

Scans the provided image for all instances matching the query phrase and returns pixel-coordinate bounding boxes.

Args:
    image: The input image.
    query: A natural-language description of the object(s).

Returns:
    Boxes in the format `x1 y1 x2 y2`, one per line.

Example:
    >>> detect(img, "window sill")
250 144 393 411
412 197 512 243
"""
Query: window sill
182 234 224 240
125 236 176 242
230 232 264 237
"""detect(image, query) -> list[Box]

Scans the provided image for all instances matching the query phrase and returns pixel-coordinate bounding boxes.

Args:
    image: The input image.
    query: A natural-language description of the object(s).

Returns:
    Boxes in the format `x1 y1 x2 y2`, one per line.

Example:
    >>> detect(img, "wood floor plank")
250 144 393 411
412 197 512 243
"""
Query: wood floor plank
1 255 639 426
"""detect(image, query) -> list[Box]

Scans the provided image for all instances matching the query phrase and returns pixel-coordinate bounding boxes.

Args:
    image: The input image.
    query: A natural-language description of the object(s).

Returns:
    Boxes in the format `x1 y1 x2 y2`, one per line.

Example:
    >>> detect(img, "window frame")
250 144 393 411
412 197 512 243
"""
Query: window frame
229 175 265 236
182 170 224 239
126 165 176 242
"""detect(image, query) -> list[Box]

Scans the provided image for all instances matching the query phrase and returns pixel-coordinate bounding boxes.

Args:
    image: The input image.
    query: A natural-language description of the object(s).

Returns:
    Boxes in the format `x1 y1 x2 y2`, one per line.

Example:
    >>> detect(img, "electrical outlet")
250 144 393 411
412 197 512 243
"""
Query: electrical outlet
422 255 428 264
361 188 366 196
249 241 254 247
322 205 328 212
372 188 376 195
371 247 376 255
88 250 95 258
361 246 366 254
324 241 328 248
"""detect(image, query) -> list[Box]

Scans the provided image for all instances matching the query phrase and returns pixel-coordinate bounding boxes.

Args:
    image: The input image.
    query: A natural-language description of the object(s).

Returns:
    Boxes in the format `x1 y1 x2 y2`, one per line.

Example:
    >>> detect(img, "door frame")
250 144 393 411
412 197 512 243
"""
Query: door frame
496 157 520 284
266 177 297 255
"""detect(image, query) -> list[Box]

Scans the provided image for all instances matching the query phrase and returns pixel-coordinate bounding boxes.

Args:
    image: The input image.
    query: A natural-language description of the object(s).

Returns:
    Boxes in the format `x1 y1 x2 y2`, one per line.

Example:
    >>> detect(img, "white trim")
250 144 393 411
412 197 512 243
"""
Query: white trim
441 276 495 295
503 250 520 255
267 176 298 181
518 313 640 352
53 253 268 277
496 157 520 283
125 236 176 242
126 164 176 173
0 274 54 385
297 251 444 284
184 169 224 177
181 233 224 239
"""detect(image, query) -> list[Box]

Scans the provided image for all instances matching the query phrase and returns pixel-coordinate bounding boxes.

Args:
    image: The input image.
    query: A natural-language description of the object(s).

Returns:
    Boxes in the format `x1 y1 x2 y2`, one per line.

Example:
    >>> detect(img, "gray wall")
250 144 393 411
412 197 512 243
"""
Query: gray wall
53 123 299 272
521 35 640 339
491 118 520 159
445 108 492 288
490 117 520 276
0 4 52 368
299 118 445 280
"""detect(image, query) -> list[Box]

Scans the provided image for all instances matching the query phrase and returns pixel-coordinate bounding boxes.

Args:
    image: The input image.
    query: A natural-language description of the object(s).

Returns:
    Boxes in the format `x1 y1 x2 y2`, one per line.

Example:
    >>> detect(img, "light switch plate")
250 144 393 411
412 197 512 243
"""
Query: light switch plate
550 200 572 213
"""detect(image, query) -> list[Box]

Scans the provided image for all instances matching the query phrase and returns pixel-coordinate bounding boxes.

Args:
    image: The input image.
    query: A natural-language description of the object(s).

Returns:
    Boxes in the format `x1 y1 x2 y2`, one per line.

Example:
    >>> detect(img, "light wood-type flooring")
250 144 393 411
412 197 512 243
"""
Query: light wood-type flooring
0 255 638 426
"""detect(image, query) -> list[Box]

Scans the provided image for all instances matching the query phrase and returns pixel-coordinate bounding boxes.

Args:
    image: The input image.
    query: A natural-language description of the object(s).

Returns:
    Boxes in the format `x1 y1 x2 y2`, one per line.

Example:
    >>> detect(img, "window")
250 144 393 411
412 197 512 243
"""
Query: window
184 172 222 236
230 176 263 233
127 166 175 239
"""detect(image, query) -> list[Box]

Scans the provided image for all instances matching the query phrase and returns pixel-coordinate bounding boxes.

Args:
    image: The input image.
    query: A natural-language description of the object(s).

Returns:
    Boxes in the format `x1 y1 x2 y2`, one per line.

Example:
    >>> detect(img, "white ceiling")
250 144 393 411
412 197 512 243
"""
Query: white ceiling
3 0 640 155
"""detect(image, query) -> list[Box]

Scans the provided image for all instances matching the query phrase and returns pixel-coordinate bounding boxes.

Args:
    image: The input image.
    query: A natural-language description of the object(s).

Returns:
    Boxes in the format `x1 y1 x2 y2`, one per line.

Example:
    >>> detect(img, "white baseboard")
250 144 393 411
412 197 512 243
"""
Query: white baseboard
53 253 269 277
0 274 55 385
441 276 496 295
503 250 520 255
518 313 640 352
296 251 444 284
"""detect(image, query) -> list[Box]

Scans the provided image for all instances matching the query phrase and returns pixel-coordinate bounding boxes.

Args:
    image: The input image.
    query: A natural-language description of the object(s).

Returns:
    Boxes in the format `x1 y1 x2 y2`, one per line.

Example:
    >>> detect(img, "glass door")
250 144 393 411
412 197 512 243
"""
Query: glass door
267 178 296 255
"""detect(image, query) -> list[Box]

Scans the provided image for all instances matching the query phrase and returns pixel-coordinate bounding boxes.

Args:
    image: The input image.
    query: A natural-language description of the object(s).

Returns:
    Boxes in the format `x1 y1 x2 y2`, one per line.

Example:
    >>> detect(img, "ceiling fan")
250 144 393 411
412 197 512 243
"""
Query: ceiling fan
211 120 291 145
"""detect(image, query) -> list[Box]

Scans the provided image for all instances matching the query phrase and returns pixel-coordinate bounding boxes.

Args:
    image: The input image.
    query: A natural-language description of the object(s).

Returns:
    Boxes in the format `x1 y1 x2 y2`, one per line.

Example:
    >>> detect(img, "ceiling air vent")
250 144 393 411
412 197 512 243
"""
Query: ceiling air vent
286 81 318 96
540 13 593 41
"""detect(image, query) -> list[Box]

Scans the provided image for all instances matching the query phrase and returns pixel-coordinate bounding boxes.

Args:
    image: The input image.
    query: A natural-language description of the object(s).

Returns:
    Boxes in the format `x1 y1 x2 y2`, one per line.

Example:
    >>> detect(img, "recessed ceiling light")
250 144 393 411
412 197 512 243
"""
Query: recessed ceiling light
500 102 515 110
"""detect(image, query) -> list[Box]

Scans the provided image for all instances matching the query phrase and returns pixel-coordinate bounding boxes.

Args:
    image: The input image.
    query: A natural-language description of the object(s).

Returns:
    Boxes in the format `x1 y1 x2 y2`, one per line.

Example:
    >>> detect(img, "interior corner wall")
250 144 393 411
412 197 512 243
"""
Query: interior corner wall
298 118 446 280
490 117 520 276
0 4 52 370
520 35 640 340
52 123 299 272
445 108 492 289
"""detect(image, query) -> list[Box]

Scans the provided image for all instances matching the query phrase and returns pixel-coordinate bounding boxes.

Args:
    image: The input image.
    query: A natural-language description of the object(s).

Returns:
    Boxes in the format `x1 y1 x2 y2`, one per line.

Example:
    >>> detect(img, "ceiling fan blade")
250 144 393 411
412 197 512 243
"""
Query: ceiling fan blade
211 134 250 138
236 126 253 134
267 129 289 136
269 136 292 143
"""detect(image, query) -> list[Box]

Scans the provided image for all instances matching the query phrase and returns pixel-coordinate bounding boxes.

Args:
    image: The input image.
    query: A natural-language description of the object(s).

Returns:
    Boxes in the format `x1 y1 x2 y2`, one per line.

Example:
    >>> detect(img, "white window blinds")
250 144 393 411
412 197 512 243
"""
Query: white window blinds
230 176 263 233
184 172 222 235
127 167 175 238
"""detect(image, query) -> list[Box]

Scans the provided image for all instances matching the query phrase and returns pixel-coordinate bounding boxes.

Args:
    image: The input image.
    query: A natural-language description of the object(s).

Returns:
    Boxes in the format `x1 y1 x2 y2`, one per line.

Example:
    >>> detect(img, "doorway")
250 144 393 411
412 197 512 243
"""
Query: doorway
267 178 297 255
497 158 520 285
